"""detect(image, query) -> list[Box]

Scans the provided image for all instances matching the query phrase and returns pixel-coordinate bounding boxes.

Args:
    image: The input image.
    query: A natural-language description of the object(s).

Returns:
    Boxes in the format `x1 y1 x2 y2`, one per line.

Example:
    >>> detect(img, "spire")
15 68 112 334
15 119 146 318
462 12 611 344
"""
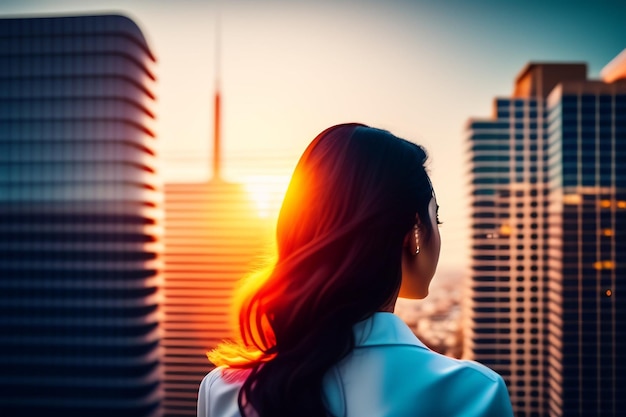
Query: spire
212 10 222 180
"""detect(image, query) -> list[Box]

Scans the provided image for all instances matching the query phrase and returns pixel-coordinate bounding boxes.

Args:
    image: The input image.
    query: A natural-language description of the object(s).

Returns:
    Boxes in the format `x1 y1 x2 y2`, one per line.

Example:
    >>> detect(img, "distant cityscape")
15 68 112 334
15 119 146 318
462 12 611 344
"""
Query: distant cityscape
0 13 624 417
395 270 464 359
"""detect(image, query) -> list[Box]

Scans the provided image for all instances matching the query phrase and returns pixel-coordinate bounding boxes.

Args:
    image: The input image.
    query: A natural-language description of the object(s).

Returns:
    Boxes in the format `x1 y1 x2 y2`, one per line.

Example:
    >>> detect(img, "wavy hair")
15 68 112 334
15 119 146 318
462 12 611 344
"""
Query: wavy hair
209 123 435 417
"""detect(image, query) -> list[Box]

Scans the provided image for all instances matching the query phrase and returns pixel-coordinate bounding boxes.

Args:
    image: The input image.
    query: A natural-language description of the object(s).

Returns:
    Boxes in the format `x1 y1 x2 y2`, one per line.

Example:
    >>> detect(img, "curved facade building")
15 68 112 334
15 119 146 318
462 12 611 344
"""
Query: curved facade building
0 15 162 416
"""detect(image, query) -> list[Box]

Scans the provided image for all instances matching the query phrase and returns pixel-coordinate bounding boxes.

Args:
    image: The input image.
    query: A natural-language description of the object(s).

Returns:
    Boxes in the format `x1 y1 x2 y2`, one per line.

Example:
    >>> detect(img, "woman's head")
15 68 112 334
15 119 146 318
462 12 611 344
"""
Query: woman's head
274 123 439 314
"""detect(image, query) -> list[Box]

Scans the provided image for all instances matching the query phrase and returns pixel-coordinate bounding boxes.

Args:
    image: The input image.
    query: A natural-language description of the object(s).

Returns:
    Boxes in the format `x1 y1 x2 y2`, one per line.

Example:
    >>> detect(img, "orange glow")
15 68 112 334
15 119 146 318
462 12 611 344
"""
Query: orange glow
600 199 612 208
618 200 626 209
603 260 616 269
207 253 279 368
498 223 512 236
593 260 615 270
563 194 582 205
605 289 613 297
602 228 614 237
163 180 276 381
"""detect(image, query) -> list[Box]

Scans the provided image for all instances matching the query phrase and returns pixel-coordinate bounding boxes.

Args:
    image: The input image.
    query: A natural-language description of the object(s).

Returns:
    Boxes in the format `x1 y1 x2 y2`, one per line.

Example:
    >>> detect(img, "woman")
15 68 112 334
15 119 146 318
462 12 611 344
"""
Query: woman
198 123 513 417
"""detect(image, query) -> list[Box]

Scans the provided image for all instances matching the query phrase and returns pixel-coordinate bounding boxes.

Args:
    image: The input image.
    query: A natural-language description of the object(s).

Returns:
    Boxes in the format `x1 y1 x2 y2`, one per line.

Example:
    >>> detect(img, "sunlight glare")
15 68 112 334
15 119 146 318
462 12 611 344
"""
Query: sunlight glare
244 175 291 219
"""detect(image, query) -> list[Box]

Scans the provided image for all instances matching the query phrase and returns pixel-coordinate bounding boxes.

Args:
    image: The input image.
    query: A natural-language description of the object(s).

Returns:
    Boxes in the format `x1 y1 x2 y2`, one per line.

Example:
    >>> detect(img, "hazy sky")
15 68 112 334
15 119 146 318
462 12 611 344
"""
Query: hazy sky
1 0 625 273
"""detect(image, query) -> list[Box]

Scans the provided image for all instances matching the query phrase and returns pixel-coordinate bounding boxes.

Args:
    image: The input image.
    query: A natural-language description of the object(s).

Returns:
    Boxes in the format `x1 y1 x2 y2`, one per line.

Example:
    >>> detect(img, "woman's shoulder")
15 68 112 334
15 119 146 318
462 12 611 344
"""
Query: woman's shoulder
198 367 223 392
198 367 251 417
450 356 503 382
350 313 506 386
425 351 503 383
330 346 513 417
199 366 250 391
407 351 513 415
372 342 505 386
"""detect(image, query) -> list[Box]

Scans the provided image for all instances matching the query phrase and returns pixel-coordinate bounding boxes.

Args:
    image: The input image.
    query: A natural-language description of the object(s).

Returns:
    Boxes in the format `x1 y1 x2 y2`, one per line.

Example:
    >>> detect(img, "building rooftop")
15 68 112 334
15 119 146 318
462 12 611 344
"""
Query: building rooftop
513 62 587 98
600 48 626 83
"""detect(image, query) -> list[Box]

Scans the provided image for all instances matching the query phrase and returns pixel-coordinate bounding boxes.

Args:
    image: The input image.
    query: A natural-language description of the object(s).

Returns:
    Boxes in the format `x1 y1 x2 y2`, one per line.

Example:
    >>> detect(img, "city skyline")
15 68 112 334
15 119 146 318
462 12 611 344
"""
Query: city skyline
0 6 624 417
1 0 624 274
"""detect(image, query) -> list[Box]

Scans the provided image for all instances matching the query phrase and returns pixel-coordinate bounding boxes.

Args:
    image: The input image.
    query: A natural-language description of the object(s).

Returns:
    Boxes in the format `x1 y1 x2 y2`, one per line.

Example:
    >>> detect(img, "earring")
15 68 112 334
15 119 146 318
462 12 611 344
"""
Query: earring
414 225 420 255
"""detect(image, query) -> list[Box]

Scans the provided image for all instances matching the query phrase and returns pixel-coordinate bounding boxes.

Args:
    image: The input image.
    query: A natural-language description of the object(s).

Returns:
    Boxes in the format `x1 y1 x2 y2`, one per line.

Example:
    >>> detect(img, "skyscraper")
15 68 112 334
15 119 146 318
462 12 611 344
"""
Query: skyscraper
0 15 162 417
465 50 626 417
162 180 269 416
161 34 271 415
545 51 626 417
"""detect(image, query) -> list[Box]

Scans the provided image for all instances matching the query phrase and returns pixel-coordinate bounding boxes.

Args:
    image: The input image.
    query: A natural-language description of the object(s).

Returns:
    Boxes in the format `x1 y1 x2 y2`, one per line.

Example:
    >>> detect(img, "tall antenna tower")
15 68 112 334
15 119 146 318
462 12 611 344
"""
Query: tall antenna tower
212 11 222 180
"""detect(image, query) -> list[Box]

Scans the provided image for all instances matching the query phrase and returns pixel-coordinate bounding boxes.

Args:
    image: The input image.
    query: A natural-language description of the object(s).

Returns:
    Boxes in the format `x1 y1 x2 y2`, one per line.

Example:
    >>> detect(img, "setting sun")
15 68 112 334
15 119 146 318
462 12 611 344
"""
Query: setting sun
243 175 291 219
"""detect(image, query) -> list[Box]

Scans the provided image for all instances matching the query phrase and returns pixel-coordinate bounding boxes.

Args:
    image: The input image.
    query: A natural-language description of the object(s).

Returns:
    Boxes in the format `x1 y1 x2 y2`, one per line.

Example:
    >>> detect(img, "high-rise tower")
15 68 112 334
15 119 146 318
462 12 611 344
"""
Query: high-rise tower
465 50 626 417
161 16 270 415
162 180 268 416
0 15 162 417
544 51 626 417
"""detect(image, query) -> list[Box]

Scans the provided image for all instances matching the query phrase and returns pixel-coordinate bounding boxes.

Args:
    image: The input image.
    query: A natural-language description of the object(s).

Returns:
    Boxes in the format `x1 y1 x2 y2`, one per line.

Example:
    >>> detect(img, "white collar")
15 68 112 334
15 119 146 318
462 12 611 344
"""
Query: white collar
353 312 430 350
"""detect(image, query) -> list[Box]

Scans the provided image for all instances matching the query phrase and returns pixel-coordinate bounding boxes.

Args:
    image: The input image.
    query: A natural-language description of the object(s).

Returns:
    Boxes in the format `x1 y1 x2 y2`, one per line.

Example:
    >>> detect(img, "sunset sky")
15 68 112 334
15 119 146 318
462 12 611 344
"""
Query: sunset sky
1 0 625 273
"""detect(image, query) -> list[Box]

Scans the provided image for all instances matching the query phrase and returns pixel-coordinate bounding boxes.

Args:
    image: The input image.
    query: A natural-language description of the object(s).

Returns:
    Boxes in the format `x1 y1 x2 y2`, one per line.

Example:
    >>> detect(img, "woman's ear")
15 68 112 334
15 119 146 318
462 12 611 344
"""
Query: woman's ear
403 215 422 253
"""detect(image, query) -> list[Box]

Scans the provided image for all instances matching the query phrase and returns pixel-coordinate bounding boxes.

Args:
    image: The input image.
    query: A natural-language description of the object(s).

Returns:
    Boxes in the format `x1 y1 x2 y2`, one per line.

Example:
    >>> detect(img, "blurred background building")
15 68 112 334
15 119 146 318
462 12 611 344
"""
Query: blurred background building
465 50 626 417
162 182 270 417
0 15 162 417
161 57 272 416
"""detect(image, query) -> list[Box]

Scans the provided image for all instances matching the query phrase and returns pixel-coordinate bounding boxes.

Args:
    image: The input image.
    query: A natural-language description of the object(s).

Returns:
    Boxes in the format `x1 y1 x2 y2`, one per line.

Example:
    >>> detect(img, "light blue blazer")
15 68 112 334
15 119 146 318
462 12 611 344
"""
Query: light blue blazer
198 312 514 416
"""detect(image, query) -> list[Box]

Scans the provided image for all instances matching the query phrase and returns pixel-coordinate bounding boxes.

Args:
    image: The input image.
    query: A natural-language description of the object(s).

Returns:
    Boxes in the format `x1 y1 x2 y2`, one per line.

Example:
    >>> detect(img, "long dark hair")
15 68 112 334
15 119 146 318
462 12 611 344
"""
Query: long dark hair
209 123 435 417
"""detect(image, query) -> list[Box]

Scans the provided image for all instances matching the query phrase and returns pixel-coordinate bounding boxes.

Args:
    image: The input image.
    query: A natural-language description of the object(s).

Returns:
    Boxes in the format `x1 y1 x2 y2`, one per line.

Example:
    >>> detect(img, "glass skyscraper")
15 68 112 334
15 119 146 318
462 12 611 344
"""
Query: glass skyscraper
545 52 626 417
0 15 162 417
465 51 626 417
